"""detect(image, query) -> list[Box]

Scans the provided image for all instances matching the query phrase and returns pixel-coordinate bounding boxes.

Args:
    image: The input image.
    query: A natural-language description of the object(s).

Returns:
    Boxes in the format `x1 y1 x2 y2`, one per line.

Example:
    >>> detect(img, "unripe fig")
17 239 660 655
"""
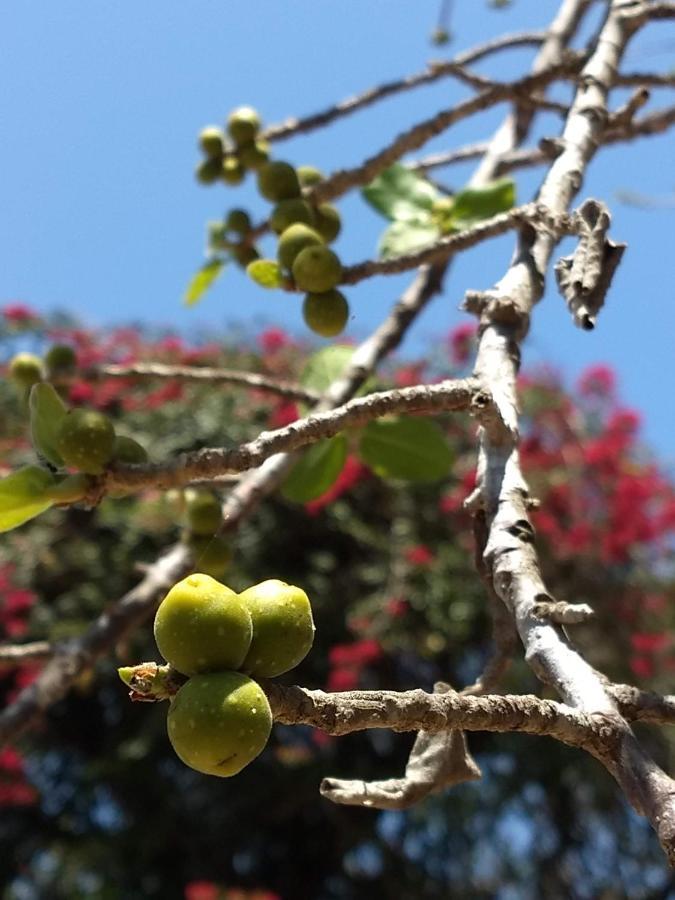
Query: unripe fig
240 579 315 677
185 489 223 535
292 246 342 293
8 353 43 388
44 344 77 378
257 161 301 202
195 157 222 185
237 140 270 171
297 165 324 187
276 224 323 271
270 199 315 235
303 290 349 338
221 156 245 186
112 434 148 465
198 126 225 159
314 203 341 243
227 106 261 146
154 573 251 675
56 409 116 474
187 534 231 580
167 671 272 777
226 209 252 235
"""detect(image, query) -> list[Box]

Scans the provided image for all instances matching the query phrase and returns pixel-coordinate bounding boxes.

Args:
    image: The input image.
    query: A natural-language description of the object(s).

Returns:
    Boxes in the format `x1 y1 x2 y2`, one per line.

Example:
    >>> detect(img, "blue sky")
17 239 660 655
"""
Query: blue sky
1 1 674 456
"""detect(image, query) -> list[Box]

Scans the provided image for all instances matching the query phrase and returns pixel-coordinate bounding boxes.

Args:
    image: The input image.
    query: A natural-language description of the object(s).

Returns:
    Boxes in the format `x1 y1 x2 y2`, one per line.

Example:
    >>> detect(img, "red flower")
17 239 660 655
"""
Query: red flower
578 364 615 398
386 598 408 618
2 303 39 323
305 457 368 515
631 633 669 654
630 656 654 679
447 323 477 366
405 545 434 567
185 881 219 900
259 328 290 354
269 401 298 429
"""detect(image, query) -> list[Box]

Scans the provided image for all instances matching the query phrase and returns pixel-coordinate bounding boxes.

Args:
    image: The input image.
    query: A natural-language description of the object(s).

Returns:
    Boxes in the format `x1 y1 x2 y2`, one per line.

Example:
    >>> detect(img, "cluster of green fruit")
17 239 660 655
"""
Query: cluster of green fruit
207 207 260 270
196 107 270 187
171 488 231 580
252 161 350 338
152 573 315 777
7 345 147 494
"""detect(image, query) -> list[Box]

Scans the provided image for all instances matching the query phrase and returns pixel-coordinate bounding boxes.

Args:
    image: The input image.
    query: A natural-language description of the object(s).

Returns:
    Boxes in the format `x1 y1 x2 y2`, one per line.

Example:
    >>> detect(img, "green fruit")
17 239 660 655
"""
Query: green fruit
29 382 68 468
198 127 225 159
154 573 251 676
292 246 342 293
8 353 43 388
233 244 260 268
56 409 116 475
221 156 245 186
195 157 222 185
270 199 315 235
227 106 261 146
112 435 148 465
226 209 251 234
257 162 301 202
297 165 324 187
167 671 272 777
185 489 223 535
44 344 77 378
276 224 323 271
237 140 270 171
187 534 232 580
303 290 349 338
240 579 315 677
314 203 341 243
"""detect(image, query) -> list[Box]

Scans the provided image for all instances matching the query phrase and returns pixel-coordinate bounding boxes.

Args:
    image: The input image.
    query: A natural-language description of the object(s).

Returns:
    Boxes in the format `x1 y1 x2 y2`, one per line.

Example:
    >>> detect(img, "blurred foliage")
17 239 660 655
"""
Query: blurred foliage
0 305 675 898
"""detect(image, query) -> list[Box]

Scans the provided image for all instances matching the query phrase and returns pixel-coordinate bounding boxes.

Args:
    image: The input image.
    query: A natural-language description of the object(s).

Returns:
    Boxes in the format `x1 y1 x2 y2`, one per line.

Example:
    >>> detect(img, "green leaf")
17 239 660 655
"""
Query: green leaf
246 259 283 289
29 382 68 468
378 220 441 259
0 466 56 532
362 164 440 222
300 345 356 394
358 417 454 482
450 178 516 228
281 434 347 503
183 259 225 307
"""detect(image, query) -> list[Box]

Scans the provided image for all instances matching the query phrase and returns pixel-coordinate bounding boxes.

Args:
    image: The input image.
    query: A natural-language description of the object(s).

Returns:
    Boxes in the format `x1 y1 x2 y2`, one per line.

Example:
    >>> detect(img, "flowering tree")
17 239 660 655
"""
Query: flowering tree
2 0 675 894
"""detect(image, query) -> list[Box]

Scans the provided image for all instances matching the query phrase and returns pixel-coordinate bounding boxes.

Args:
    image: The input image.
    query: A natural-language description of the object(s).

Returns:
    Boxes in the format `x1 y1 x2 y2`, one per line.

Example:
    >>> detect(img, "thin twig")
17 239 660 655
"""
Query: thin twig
0 642 52 666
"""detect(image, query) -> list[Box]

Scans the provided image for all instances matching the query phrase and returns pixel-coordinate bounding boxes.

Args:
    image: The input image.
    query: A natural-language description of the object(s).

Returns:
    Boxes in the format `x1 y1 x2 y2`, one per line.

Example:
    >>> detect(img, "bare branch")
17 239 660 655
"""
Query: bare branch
261 31 547 142
608 683 675 727
0 642 52 666
96 363 318 404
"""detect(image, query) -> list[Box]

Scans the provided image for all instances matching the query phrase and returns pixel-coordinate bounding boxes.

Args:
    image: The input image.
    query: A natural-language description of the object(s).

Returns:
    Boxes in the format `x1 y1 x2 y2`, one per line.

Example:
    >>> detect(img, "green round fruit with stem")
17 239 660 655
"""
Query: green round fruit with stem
303 290 350 338
227 106 261 146
257 161 301 202
154 573 252 676
314 203 341 243
226 209 251 235
198 126 225 159
187 534 232 580
237 139 270 171
292 245 342 293
112 434 148 465
276 224 323 271
8 353 43 388
297 165 324 187
56 408 116 474
44 344 77 378
240 579 315 678
270 198 315 235
167 671 272 777
195 157 222 185
221 156 245 185
185 489 223 535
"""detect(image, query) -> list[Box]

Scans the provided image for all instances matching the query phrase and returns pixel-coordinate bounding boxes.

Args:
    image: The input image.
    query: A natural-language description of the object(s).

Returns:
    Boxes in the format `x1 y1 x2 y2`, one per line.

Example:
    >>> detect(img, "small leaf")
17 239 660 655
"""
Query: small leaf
450 178 516 228
378 220 441 259
246 259 283 289
300 345 356 394
281 435 347 503
29 382 68 468
362 164 440 221
0 466 56 532
358 417 454 482
183 259 225 307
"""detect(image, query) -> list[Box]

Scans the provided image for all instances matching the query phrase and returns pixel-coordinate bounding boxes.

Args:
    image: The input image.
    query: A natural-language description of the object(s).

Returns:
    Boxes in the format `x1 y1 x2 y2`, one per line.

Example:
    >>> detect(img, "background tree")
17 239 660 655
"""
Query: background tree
2 1 675 897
